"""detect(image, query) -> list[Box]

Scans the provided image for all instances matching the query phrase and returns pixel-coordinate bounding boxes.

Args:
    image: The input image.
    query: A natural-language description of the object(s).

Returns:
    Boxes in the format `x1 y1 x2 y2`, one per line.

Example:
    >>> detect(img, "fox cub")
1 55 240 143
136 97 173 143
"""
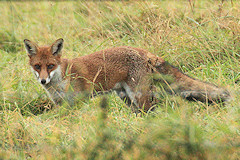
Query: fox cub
24 38 230 112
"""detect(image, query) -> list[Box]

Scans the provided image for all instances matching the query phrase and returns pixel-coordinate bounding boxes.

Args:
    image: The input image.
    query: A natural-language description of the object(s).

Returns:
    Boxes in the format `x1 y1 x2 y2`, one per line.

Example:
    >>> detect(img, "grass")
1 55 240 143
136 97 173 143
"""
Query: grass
0 0 240 159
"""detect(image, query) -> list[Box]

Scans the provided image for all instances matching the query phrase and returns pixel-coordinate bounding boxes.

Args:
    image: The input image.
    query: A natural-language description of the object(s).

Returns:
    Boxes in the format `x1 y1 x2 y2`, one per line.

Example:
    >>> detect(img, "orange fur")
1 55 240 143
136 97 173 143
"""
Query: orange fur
24 39 230 112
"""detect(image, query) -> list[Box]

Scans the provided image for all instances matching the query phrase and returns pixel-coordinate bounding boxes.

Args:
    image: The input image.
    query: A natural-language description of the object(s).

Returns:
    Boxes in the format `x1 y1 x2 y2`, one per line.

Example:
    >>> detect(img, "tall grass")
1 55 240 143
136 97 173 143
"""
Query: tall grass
0 0 239 159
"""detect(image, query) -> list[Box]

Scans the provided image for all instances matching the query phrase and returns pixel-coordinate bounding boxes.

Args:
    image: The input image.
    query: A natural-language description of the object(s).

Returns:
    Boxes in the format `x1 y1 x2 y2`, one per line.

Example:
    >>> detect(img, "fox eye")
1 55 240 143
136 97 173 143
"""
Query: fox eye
47 64 55 69
34 65 41 70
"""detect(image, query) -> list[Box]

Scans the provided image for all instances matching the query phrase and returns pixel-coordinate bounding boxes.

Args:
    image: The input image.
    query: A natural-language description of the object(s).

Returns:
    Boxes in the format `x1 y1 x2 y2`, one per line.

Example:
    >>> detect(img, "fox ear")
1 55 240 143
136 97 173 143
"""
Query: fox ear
51 38 64 56
24 39 38 56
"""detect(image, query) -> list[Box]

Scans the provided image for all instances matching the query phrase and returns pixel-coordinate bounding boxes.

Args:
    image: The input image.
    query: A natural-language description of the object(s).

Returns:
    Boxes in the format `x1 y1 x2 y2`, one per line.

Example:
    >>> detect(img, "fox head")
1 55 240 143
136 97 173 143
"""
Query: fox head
24 38 64 85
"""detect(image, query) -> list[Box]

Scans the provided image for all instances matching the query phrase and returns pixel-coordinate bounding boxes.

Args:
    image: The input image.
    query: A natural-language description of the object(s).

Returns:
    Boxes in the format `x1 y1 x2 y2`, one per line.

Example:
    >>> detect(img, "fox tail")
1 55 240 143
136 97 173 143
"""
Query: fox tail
150 57 230 104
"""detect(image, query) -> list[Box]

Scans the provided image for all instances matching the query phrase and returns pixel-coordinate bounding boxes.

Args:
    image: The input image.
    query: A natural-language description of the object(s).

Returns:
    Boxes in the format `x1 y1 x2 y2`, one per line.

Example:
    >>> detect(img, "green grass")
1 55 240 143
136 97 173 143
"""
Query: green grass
0 0 239 159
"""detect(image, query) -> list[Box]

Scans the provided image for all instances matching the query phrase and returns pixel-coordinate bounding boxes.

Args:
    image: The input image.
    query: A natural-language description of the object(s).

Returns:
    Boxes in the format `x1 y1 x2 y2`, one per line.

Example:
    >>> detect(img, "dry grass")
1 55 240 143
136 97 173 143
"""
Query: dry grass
0 0 239 159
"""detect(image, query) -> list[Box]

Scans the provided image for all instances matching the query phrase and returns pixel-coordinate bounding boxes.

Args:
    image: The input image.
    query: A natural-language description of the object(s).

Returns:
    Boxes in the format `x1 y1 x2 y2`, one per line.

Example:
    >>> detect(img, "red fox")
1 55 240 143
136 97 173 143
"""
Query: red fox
24 38 230 112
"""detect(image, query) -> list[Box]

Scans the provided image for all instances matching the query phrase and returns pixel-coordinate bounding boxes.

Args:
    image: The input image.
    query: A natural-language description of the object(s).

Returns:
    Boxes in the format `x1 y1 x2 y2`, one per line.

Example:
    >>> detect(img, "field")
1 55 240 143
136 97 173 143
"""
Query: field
0 0 239 159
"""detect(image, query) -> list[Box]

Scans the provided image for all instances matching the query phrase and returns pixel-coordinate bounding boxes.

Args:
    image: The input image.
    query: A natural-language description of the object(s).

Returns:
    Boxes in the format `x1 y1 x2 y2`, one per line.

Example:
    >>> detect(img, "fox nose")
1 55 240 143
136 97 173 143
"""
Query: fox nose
41 79 46 84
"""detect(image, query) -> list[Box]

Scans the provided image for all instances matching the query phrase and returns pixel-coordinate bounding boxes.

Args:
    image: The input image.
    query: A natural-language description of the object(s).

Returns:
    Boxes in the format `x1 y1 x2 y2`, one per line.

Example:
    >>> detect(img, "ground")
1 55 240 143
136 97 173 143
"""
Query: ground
0 1 239 159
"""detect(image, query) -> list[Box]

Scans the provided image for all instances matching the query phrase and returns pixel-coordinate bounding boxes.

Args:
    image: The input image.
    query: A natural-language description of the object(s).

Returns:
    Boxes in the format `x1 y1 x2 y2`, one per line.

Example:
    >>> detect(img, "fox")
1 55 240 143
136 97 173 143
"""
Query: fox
24 38 230 112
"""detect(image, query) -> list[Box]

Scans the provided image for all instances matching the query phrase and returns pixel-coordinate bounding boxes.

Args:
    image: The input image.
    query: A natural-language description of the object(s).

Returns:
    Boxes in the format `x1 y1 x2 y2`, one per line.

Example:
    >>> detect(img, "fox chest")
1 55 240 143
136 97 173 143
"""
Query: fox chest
44 79 69 103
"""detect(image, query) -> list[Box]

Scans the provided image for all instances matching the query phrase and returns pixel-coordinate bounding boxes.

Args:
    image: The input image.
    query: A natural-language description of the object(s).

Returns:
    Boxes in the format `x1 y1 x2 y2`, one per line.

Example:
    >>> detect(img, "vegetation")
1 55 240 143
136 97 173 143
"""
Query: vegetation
0 0 239 159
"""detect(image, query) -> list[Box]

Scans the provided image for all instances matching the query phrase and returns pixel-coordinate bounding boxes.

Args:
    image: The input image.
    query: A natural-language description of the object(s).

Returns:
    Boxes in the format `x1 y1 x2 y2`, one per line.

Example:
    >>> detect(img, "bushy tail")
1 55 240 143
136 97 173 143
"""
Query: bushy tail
153 59 230 104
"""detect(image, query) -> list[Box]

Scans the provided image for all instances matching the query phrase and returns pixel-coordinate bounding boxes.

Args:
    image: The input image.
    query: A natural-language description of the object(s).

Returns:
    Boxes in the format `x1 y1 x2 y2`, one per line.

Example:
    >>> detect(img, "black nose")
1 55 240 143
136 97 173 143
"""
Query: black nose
41 79 46 84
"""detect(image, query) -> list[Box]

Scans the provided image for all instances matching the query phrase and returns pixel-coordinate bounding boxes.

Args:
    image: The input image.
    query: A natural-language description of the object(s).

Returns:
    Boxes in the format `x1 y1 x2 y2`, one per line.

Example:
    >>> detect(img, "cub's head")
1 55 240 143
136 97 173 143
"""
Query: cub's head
24 38 64 85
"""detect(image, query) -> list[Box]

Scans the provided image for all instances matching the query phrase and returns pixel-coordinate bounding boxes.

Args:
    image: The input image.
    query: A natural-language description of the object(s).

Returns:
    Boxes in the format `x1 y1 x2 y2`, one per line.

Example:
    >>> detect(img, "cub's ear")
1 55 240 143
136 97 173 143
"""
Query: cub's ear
51 38 64 56
23 39 38 56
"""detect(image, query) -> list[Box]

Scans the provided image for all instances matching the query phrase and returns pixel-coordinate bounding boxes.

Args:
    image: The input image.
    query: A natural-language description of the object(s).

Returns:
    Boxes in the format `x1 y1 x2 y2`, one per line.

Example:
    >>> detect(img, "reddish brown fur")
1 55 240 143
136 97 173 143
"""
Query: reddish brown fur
29 46 61 80
61 47 158 111
25 39 230 112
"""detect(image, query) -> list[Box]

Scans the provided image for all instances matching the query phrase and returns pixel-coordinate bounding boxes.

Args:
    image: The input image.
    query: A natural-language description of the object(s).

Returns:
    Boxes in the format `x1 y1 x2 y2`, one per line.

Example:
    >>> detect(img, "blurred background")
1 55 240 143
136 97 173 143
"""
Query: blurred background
0 1 239 159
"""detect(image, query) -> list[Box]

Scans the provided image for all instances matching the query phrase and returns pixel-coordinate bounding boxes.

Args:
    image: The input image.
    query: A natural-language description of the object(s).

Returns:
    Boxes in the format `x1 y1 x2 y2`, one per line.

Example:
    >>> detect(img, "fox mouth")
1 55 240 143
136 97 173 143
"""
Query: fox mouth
40 77 51 85
38 74 52 85
31 68 52 85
